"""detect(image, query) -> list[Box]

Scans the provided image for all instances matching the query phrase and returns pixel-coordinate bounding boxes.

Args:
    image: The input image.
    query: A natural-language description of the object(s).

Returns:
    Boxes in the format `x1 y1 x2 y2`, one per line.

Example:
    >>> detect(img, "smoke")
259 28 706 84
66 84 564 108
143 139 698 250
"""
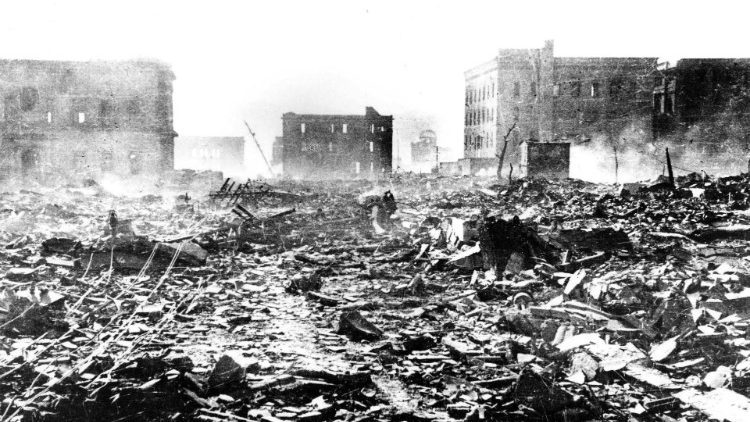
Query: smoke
654 115 750 178
96 173 163 197
569 120 660 184
570 139 659 184
569 114 750 184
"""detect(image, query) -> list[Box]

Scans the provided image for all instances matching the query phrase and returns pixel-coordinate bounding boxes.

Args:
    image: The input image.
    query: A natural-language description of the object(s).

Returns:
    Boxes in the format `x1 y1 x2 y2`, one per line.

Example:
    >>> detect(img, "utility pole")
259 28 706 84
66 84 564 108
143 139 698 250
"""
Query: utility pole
434 144 439 173
665 147 675 188
243 120 275 177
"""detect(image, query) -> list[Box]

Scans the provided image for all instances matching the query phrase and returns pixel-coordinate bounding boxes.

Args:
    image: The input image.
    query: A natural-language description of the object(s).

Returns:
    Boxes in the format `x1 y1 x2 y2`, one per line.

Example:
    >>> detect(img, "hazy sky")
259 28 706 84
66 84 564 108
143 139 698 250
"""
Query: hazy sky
1 0 749 173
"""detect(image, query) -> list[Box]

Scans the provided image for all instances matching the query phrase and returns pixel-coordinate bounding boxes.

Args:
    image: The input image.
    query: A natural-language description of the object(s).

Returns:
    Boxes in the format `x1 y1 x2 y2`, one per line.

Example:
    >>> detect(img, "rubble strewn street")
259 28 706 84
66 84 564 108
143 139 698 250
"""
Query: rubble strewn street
5 173 750 421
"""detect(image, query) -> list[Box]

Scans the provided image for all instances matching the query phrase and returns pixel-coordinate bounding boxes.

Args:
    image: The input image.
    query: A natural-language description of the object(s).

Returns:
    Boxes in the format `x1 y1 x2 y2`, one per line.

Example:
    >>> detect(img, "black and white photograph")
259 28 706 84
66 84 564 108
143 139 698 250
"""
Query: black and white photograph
1 1 750 420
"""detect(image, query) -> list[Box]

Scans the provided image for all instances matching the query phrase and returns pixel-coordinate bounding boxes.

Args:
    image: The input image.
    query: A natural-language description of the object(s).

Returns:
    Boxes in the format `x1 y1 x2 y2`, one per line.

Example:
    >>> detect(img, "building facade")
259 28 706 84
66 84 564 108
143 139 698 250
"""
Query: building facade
0 59 176 182
280 107 392 179
411 129 437 172
174 136 245 177
464 41 657 171
653 59 750 145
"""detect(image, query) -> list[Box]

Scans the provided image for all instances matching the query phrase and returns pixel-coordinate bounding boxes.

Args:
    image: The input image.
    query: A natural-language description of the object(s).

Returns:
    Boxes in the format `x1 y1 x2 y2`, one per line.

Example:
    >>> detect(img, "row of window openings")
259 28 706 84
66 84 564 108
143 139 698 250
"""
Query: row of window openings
5 111 85 124
309 141 375 152
9 106 143 125
8 89 144 121
509 81 586 98
300 123 386 134
468 80 627 100
465 134 496 150
655 94 676 114
48 112 87 124
470 74 749 99
467 108 495 126
466 81 497 104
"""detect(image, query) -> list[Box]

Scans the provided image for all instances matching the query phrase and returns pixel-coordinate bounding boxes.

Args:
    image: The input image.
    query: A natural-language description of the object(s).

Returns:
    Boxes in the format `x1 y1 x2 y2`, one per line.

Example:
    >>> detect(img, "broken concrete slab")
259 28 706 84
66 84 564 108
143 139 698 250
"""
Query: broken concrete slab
338 311 383 341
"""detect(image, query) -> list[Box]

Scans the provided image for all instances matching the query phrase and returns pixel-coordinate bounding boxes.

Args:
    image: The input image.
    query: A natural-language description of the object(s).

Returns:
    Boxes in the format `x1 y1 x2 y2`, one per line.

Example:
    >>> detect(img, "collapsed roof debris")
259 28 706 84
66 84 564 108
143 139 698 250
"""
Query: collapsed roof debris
6 172 750 421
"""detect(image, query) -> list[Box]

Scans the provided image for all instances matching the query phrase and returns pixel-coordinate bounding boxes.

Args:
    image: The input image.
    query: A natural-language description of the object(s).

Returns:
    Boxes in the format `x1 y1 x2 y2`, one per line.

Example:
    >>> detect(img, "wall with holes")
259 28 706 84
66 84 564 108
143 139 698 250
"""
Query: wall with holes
280 107 392 180
0 59 176 182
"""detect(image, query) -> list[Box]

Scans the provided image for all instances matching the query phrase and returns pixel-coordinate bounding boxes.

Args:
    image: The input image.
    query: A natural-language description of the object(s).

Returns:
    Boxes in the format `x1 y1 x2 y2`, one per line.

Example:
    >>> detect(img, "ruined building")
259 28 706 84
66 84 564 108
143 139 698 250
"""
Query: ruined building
0 59 176 182
174 136 245 177
280 107 392 179
411 129 437 171
653 59 750 151
464 41 657 175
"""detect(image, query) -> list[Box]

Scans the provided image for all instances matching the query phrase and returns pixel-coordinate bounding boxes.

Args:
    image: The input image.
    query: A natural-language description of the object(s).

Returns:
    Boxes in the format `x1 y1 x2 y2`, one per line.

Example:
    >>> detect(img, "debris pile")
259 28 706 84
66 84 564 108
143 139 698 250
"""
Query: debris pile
5 173 750 421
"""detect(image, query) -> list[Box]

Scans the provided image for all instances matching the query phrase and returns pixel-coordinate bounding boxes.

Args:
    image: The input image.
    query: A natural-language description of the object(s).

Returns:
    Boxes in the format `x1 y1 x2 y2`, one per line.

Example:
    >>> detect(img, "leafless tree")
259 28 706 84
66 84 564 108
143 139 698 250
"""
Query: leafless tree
495 121 518 181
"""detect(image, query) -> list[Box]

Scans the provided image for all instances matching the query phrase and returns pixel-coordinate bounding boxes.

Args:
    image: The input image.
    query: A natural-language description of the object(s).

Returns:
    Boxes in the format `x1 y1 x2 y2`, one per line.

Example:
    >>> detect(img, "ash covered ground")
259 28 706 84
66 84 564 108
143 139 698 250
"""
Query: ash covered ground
2 173 750 421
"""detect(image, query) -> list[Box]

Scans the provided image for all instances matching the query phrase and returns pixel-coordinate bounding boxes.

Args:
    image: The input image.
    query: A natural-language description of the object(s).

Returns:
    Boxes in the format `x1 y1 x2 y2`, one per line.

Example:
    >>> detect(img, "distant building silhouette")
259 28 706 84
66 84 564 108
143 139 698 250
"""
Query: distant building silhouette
174 136 245 177
280 107 392 179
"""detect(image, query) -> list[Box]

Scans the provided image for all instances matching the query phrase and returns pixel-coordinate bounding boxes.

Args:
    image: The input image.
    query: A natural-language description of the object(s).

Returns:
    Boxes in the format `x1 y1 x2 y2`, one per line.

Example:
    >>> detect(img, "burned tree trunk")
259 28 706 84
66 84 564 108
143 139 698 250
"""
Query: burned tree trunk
496 121 518 182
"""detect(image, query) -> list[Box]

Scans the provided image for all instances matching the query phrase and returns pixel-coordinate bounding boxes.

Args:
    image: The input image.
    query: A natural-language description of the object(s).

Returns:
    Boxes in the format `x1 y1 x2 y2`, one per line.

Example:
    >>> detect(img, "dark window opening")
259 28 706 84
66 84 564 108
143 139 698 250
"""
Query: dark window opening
609 78 624 99
99 99 114 126
570 80 581 97
20 149 39 176
4 94 19 121
530 81 537 96
20 87 38 112
584 108 599 122
591 82 600 97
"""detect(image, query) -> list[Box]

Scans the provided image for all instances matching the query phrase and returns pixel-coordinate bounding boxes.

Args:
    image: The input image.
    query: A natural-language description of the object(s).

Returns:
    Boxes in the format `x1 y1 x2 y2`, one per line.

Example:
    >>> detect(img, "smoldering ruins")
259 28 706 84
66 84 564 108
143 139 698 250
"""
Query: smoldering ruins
6 25 750 422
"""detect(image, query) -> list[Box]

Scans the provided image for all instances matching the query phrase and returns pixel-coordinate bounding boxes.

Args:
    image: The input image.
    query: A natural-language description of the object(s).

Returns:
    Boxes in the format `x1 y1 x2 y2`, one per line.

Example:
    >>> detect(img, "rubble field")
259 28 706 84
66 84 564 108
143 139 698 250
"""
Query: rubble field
5 173 750 421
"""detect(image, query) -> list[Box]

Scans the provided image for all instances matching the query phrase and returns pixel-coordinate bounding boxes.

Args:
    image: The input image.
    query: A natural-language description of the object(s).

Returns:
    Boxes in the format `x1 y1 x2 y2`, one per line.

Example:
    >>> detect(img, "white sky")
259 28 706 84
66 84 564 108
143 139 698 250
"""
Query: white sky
1 0 749 173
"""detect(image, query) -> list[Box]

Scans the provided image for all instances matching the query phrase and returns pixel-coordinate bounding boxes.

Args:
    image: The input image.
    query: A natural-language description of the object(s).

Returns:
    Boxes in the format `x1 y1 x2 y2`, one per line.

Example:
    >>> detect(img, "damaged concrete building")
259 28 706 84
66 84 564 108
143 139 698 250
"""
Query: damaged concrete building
0 59 176 182
174 136 245 177
411 129 437 172
462 41 657 175
280 107 392 179
653 59 750 151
